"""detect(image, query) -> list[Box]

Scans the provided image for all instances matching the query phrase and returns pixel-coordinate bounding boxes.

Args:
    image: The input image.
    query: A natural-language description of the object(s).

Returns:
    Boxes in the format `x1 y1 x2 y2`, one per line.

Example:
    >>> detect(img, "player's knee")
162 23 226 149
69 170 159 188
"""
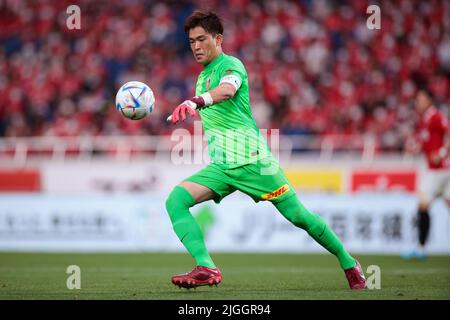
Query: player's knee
165 186 195 216
165 194 175 215
165 190 181 214
276 196 324 231
294 209 319 231
286 208 308 229
276 197 309 229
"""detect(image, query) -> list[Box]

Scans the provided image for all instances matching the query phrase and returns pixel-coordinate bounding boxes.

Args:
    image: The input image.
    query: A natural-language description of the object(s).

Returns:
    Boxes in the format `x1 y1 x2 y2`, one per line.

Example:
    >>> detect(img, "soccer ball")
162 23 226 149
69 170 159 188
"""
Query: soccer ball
115 81 155 120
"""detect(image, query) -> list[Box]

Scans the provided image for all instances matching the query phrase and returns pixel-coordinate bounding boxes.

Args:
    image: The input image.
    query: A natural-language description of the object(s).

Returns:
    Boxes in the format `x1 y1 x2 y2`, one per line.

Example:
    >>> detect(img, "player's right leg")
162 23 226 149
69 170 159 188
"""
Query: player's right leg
166 181 222 288
165 165 234 288
166 181 216 268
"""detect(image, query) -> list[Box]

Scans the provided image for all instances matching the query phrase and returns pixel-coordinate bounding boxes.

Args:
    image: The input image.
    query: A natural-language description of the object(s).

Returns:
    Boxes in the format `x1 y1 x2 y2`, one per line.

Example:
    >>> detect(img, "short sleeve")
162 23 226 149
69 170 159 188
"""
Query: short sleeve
434 113 448 132
219 72 242 91
218 58 246 91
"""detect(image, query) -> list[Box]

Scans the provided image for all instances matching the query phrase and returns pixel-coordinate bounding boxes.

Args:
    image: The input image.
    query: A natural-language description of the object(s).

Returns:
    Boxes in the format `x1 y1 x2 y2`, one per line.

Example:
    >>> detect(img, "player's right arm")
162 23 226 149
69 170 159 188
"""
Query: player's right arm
405 128 422 155
206 82 236 104
166 83 235 124
167 67 243 124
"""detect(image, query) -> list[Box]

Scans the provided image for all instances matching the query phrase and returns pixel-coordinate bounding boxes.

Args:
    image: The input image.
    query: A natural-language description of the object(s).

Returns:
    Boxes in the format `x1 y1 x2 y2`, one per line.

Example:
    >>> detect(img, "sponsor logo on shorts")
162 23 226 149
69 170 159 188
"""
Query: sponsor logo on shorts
261 184 290 200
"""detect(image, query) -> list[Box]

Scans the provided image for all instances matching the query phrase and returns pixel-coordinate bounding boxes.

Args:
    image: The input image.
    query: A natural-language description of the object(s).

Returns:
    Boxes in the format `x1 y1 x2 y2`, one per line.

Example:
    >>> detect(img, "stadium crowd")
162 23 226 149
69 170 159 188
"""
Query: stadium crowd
0 0 449 151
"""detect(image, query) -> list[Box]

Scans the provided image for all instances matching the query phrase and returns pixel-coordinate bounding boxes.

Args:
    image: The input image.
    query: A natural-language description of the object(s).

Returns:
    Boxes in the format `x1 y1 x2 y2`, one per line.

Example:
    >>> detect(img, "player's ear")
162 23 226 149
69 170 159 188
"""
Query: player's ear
215 34 223 47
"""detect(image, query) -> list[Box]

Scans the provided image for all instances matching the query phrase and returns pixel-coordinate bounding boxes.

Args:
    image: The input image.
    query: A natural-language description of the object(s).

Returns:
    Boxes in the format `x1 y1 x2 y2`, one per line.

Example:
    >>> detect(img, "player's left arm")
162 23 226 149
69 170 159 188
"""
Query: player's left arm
432 113 450 164
439 120 450 160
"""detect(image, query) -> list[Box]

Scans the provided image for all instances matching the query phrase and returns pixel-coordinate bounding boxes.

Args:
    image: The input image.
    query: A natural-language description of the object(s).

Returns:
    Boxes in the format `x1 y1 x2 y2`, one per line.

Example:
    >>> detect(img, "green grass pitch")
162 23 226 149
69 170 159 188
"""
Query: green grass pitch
0 252 449 300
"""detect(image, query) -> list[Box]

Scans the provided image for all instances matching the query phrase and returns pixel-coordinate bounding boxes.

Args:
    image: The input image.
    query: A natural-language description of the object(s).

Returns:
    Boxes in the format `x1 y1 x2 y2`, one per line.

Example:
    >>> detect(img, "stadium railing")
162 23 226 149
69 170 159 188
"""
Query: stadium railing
0 134 407 165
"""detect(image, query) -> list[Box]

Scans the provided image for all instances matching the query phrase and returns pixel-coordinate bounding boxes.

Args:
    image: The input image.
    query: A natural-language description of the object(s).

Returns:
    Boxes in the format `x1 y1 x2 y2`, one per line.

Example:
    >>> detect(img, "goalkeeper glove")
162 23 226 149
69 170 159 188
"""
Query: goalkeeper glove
167 93 213 124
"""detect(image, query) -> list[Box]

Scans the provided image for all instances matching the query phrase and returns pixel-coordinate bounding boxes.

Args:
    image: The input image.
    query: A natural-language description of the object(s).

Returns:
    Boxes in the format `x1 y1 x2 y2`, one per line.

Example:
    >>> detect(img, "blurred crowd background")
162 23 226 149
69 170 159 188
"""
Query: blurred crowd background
0 0 449 152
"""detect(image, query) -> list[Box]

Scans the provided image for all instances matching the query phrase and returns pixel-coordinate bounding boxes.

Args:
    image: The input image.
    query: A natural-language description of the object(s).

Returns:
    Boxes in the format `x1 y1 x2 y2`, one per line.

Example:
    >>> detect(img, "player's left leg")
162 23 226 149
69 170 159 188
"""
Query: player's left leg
274 195 355 269
273 195 366 289
230 158 366 289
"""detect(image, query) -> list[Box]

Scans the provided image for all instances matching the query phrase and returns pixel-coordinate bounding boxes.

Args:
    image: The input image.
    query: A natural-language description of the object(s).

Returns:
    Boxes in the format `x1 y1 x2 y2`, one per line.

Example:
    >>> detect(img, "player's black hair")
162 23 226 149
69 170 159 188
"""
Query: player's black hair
412 72 435 100
184 10 223 36
417 85 434 100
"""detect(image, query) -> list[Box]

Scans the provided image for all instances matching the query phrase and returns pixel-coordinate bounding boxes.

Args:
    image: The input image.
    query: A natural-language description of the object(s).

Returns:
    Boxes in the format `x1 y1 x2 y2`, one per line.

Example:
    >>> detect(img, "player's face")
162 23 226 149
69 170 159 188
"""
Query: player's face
415 91 431 114
188 27 222 65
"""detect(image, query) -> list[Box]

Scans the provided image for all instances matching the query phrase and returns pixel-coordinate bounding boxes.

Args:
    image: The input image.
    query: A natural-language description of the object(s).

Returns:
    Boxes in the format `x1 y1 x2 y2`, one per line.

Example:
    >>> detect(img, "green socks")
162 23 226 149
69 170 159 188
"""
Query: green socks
274 196 356 270
165 186 215 268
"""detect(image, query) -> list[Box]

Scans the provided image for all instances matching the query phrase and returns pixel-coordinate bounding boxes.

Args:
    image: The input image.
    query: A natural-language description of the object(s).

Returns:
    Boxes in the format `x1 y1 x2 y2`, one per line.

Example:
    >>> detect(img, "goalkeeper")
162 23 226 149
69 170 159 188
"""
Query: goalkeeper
166 10 366 290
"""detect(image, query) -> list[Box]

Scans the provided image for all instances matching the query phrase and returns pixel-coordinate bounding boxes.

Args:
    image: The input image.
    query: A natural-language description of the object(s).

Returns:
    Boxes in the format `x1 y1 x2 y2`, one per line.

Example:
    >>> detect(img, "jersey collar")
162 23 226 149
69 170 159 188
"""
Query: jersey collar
204 52 225 71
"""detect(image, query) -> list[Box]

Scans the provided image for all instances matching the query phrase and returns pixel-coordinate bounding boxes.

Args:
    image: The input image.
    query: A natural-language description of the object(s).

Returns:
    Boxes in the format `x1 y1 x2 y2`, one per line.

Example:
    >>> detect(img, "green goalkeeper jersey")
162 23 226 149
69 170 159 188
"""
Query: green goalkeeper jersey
195 52 271 169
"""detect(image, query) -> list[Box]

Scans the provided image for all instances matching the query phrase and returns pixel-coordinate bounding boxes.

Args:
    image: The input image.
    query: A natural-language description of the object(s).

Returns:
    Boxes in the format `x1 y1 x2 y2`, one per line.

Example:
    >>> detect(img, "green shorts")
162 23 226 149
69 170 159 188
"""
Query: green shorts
184 157 296 204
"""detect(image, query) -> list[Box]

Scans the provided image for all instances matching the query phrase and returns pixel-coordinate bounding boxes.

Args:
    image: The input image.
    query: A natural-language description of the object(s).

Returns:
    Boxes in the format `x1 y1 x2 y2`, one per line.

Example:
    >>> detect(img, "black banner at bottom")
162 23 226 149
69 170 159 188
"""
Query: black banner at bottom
0 300 447 319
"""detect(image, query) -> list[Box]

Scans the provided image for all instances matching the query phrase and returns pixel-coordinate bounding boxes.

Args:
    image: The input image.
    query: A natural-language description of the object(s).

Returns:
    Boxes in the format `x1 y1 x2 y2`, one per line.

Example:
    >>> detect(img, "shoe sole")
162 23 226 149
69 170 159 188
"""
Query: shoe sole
172 276 222 289
350 284 368 290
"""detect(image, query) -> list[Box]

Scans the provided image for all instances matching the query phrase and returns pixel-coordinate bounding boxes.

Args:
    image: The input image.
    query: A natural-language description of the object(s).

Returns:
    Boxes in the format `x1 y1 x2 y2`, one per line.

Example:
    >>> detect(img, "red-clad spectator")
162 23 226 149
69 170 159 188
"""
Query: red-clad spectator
0 0 448 154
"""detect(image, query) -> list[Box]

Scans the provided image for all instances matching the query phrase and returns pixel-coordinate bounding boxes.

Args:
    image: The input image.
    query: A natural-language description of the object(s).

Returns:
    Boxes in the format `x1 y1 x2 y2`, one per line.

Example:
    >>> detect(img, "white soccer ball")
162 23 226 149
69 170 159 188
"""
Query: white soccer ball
115 81 155 120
